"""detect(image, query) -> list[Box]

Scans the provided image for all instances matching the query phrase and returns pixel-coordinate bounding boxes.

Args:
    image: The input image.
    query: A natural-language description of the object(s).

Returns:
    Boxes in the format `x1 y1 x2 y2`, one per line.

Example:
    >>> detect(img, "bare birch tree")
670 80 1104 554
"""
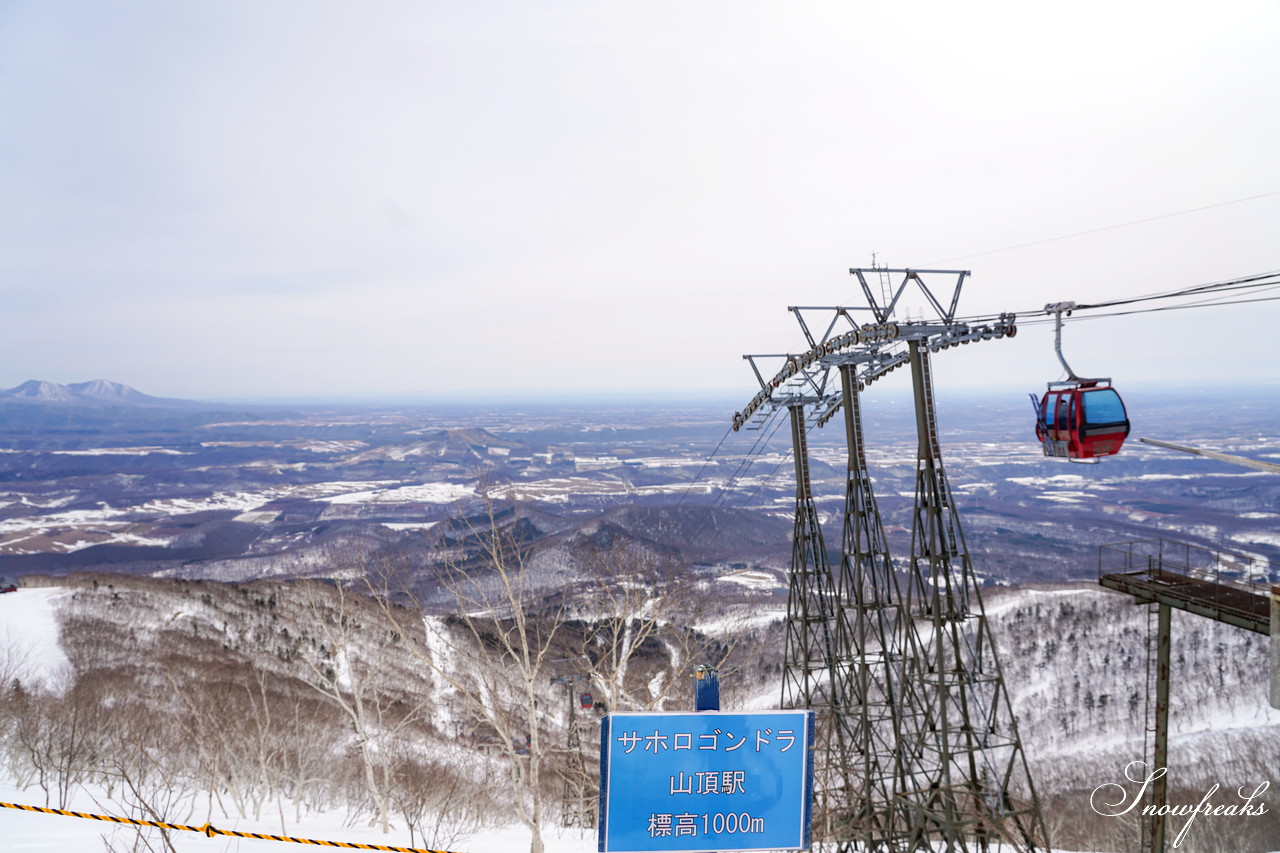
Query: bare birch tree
296 578 428 835
566 543 745 713
371 498 564 853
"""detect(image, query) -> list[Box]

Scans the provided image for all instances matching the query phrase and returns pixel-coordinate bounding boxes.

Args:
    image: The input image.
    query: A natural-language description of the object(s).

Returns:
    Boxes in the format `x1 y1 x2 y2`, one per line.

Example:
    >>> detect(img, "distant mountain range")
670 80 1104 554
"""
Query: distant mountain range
0 379 193 407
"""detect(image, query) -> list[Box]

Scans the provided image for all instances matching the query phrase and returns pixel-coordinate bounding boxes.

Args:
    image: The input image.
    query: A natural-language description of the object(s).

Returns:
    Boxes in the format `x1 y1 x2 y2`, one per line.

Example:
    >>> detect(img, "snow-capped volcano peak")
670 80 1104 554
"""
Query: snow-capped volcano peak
0 379 170 406
0 379 79 402
65 379 156 404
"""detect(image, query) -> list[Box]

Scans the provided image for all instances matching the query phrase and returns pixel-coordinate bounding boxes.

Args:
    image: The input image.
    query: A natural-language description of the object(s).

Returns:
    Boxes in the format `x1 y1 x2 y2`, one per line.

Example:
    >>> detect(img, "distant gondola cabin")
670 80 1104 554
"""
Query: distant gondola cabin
1035 383 1130 461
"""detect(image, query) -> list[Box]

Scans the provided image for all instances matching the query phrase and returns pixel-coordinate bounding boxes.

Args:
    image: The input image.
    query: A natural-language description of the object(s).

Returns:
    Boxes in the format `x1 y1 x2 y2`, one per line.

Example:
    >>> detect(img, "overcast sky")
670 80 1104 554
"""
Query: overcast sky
2 1 1278 403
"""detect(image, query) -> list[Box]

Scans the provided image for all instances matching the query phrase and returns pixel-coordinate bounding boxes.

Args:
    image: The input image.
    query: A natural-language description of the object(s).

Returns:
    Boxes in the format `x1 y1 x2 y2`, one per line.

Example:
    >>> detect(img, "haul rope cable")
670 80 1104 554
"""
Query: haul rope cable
931 271 1280 331
682 269 1280 540
674 386 790 512
686 409 802 550
1087 291 1280 318
1006 292 1280 329
675 425 732 508
695 407 789 516
1077 270 1280 307
0 800 462 853
695 402 867 553
689 412 790 540
981 270 1280 326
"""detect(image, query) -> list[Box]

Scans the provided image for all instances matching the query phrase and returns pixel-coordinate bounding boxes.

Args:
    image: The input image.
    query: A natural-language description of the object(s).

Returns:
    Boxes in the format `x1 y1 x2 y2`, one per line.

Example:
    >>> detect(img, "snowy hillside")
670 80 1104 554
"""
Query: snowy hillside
0 565 773 853
2 576 1276 852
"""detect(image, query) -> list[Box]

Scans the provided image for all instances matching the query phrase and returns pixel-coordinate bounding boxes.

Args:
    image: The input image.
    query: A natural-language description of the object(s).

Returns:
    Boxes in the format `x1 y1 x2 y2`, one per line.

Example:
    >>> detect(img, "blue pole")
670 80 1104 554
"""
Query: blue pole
694 665 720 711
694 665 721 853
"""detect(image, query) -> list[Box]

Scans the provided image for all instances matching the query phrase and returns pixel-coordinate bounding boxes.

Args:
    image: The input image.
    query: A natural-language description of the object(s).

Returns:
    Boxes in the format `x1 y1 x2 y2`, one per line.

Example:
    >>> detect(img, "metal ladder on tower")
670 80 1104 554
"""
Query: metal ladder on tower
877 261 895 314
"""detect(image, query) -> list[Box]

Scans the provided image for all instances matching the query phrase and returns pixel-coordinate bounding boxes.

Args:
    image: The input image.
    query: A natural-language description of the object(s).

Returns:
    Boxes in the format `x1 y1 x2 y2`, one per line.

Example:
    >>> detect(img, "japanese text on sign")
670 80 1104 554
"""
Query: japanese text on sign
599 710 813 853
613 727 798 755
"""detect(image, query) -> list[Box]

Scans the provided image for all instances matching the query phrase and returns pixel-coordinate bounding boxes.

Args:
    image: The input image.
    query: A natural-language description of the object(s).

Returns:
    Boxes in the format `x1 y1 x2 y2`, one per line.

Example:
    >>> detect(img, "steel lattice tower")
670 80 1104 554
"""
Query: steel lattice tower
897 340 1047 851
779 403 864 845
780 404 837 710
736 267 1049 852
830 363 926 851
553 676 595 829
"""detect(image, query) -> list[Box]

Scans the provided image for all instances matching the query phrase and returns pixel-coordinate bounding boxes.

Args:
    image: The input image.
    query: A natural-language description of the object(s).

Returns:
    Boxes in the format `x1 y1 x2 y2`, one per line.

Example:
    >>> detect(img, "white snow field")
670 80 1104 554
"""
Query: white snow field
0 588 602 853
0 779 598 853
0 587 71 688
1 588 1269 853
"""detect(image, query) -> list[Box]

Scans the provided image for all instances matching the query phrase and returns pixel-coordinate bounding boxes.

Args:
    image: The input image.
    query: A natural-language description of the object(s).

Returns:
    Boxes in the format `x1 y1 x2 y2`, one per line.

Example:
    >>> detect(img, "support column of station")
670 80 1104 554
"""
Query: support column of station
1148 602 1172 853
1272 586 1280 710
1098 539 1277 853
900 340 1048 852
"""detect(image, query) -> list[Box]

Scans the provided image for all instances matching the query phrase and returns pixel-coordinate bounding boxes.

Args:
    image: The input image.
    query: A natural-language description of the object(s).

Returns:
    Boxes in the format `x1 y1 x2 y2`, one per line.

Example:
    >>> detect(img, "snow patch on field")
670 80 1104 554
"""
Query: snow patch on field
1006 473 1089 488
380 521 439 531
0 587 70 688
321 482 475 504
1036 490 1091 503
0 509 172 553
234 508 281 524
718 568 782 591
498 476 702 502
1231 530 1280 548
51 447 188 456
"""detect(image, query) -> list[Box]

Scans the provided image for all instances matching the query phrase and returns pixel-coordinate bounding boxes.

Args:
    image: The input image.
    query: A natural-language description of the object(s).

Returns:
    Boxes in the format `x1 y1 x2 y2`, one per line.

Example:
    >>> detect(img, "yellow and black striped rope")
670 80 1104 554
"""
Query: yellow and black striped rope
1 801 463 853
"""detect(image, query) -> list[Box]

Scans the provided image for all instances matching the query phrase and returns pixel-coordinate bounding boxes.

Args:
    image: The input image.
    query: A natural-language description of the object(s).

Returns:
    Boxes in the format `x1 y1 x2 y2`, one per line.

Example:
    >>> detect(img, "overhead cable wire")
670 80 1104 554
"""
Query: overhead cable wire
689 408 782 524
676 424 734 508
697 423 814 553
924 191 1280 266
1044 291 1280 323
789 271 1280 339
1071 271 1280 311
711 410 789 513
701 268 1280 544
693 451 797 552
689 409 793 548
1009 283 1280 328
947 271 1280 329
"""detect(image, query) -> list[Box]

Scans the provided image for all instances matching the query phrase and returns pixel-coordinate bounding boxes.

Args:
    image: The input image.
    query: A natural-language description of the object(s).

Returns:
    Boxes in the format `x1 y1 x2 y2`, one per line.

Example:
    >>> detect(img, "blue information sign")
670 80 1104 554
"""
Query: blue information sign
598 710 814 853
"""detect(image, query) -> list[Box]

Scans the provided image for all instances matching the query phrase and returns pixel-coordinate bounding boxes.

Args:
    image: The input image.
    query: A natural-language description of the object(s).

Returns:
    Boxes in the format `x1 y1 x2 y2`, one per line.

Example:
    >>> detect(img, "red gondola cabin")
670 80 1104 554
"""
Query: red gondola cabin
1034 382 1129 461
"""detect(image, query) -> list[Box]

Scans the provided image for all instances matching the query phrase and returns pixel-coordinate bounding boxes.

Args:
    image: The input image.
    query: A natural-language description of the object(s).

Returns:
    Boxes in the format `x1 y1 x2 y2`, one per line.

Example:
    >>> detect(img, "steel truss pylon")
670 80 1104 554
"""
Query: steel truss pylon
553 676 595 828
900 340 1048 852
831 364 925 851
779 404 862 846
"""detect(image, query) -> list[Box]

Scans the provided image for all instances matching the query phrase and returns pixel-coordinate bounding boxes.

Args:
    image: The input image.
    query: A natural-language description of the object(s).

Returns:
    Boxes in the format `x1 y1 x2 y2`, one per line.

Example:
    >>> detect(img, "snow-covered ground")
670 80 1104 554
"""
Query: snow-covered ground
0 587 602 853
1 774 1108 853
4 583 1275 853
0 587 70 688
0 778 599 853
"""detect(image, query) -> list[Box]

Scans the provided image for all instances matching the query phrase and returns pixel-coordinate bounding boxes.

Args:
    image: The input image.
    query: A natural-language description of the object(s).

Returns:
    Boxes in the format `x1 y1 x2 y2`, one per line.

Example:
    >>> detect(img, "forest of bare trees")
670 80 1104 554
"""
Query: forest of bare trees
2 513 1278 852
0 505 765 852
